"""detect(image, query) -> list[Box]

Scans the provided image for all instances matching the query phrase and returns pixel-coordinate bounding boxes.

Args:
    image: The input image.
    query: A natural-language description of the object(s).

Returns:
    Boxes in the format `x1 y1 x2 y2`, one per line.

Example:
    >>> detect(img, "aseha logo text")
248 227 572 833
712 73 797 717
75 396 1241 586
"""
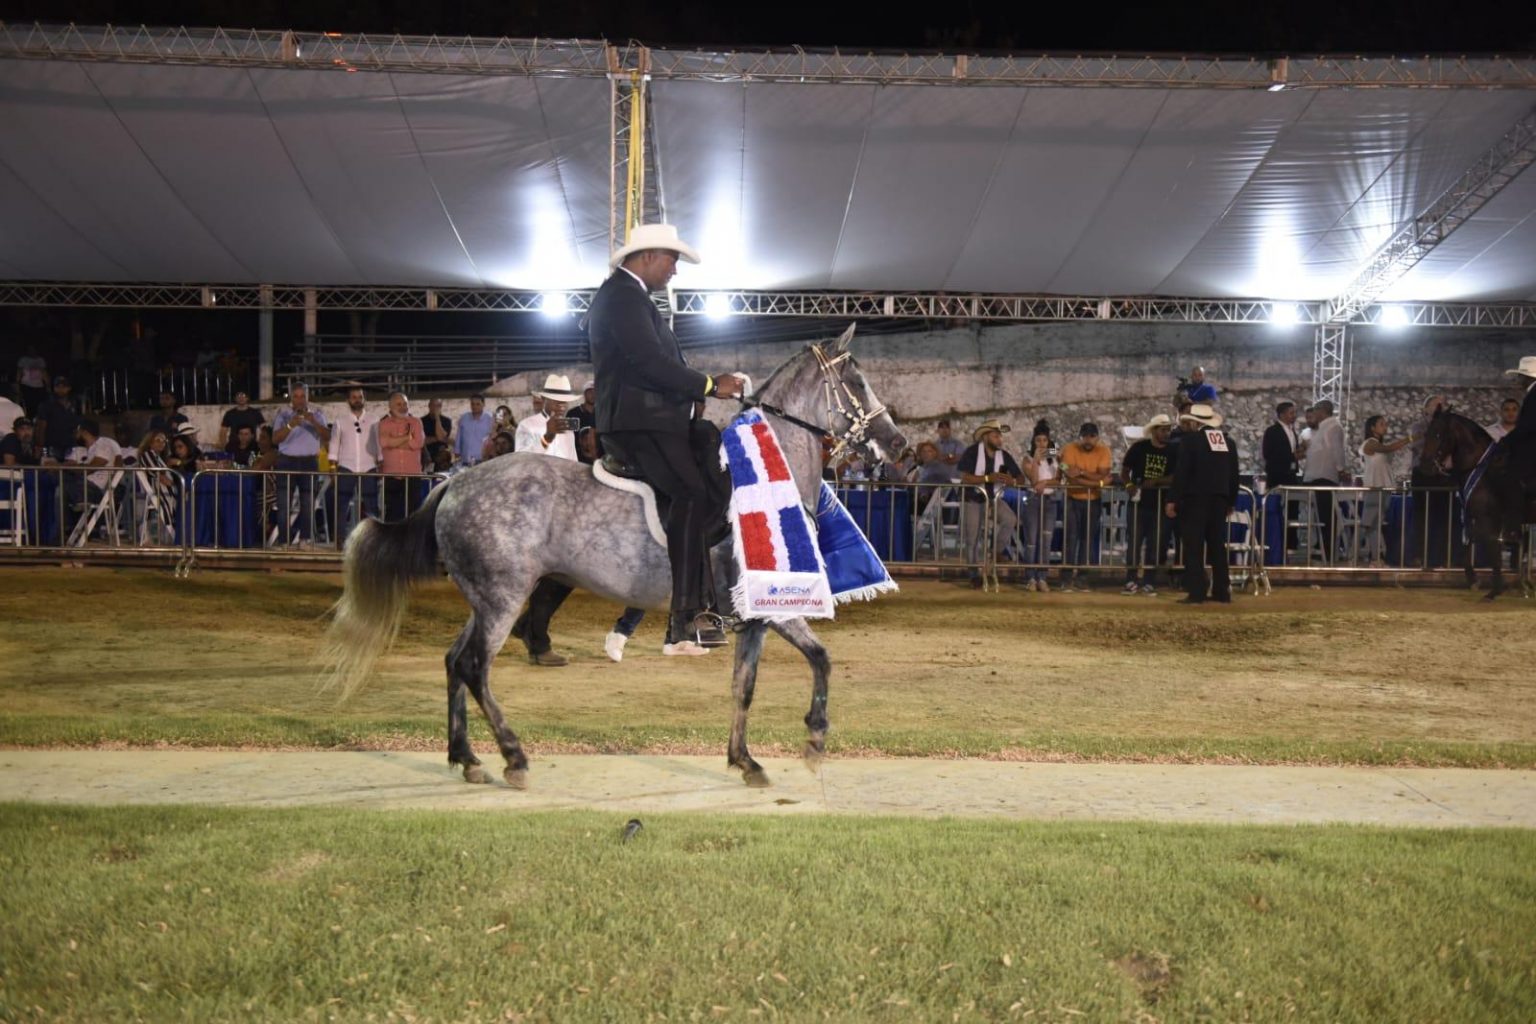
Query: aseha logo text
767 584 814 596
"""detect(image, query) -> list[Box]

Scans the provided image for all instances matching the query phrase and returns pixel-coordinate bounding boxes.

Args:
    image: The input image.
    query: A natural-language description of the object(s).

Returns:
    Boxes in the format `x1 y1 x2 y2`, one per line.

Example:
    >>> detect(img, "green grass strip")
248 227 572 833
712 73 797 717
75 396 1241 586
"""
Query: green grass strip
2 803 1534 1022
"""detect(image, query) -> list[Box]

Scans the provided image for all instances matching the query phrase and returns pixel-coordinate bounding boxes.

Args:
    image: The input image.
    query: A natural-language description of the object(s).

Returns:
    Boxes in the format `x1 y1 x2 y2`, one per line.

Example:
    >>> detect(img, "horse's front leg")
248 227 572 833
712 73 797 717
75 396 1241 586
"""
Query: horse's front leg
768 617 833 772
728 622 771 787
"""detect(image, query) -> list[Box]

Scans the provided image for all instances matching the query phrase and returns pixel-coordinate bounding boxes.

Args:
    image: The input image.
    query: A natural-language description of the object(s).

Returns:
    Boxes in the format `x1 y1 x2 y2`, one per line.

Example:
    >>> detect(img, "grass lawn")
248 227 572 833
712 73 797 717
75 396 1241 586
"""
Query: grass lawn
1 568 1533 766
2 803 1533 1022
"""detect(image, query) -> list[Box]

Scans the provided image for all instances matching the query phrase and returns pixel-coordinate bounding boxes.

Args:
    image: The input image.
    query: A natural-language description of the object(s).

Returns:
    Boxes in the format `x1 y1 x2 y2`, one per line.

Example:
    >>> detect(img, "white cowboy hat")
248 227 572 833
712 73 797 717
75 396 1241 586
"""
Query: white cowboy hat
972 419 1010 443
175 423 199 437
1179 403 1223 428
1143 413 1174 432
609 223 701 270
1503 356 1536 378
581 380 596 393
533 373 581 402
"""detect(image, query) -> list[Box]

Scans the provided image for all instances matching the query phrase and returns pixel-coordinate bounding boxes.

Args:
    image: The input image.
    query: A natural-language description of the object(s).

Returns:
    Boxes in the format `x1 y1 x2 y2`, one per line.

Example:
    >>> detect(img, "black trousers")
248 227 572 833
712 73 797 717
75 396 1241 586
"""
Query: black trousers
1125 495 1170 583
1180 494 1231 602
607 428 712 614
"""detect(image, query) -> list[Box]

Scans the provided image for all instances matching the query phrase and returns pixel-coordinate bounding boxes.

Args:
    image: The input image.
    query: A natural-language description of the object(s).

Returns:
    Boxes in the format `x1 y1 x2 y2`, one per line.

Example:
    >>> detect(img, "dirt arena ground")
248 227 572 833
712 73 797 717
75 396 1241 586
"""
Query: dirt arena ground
2 568 1532 765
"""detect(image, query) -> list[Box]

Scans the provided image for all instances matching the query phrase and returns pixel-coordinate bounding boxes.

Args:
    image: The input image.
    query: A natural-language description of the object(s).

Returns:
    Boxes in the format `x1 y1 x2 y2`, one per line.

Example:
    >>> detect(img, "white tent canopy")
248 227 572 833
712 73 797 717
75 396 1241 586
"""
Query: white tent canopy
1 37 1533 302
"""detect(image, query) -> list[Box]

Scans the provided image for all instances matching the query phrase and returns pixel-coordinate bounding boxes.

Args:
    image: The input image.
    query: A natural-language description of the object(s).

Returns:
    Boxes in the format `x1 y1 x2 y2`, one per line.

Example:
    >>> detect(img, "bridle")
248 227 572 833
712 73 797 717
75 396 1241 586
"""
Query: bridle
741 342 888 463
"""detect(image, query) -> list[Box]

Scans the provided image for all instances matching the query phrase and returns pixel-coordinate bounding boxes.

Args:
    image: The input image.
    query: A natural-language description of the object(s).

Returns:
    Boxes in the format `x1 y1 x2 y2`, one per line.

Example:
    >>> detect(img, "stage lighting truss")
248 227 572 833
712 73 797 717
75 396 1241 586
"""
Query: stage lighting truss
4 25 1535 90
2 281 1531 331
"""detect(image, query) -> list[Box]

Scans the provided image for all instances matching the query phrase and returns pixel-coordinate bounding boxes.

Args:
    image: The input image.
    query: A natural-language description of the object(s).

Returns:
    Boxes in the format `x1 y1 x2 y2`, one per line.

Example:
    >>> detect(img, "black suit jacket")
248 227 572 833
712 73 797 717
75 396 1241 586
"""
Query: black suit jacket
1262 421 1299 487
587 270 710 437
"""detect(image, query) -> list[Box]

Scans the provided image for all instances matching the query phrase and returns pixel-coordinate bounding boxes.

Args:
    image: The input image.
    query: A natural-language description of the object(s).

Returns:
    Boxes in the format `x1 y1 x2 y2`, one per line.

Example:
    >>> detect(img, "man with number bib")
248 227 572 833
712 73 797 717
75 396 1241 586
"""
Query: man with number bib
588 224 746 653
1167 403 1240 604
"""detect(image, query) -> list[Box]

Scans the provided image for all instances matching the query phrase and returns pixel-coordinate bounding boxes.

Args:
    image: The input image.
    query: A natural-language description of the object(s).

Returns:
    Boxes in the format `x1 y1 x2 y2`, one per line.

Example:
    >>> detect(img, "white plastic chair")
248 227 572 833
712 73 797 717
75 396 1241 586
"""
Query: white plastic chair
0 469 27 546
67 468 124 547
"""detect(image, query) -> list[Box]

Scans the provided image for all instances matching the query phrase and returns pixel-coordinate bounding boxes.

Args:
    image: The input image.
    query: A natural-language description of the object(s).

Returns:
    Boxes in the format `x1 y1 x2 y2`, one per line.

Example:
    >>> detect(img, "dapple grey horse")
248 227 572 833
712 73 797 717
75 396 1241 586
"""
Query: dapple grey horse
322 329 906 788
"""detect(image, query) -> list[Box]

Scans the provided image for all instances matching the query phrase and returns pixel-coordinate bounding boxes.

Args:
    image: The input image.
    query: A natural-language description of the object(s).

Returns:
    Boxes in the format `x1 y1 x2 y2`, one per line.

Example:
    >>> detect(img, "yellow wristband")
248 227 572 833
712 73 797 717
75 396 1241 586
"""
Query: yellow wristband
704 375 714 397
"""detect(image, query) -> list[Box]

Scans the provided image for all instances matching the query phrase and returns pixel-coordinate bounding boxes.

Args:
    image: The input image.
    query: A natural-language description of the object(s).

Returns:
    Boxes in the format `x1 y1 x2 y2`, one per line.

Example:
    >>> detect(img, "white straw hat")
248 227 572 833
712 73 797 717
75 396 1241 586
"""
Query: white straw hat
533 373 581 402
1503 356 1536 378
1178 403 1224 428
609 223 701 270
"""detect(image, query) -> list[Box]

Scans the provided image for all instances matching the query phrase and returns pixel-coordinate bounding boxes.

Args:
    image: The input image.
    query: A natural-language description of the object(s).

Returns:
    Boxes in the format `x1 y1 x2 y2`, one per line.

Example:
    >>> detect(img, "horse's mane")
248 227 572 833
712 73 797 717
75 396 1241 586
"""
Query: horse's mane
1439 410 1493 443
753 342 819 403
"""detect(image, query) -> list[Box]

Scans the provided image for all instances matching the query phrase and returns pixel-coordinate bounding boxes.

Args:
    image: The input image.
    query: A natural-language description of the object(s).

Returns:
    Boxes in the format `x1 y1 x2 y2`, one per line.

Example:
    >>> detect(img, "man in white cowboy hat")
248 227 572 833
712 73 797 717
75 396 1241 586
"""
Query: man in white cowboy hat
587 223 746 652
1120 413 1177 595
514 373 581 461
1167 403 1239 604
958 419 1023 589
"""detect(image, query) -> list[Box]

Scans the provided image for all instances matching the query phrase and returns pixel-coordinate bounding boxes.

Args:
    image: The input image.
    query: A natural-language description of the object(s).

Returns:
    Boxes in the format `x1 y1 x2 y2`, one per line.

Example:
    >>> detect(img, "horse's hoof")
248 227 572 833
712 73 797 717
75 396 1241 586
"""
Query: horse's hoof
504 767 529 790
1482 590 1501 602
742 767 771 788
462 764 493 785
803 742 825 773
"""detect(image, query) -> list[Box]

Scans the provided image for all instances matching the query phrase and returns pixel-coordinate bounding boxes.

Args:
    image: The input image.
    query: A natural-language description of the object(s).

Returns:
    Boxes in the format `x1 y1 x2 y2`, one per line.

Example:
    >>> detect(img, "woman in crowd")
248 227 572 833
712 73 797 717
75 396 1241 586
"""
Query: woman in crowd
225 423 260 468
166 434 203 479
484 405 516 460
489 431 516 459
252 424 279 471
1018 421 1058 591
128 429 178 531
1358 414 1411 566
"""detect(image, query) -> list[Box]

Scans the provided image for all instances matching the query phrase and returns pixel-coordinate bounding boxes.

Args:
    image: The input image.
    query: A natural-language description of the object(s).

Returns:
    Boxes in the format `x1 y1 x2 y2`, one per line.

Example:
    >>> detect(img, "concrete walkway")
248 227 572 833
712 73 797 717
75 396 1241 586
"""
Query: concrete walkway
3 750 1534 827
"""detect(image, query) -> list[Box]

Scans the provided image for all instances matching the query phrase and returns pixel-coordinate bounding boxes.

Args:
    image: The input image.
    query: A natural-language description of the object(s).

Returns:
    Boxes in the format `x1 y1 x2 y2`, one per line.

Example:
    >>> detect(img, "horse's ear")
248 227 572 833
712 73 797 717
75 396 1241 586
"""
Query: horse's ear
829 324 856 354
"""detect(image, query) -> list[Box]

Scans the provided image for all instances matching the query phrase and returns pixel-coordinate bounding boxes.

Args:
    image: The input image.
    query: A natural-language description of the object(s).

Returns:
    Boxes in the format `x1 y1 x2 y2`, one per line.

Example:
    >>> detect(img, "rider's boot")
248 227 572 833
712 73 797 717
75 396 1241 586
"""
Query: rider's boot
663 609 721 656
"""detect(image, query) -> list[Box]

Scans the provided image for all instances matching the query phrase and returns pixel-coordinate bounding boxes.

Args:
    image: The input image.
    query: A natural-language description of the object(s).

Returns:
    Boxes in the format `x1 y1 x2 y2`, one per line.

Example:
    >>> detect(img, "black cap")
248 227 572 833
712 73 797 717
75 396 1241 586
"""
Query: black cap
1079 422 1100 437
78 418 101 437
53 375 70 386
12 416 32 429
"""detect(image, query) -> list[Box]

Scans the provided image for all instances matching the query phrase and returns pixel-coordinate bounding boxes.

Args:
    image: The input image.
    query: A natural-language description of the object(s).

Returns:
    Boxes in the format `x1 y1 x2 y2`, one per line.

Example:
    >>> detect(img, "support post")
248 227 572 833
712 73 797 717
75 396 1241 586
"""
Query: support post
258 286 274 400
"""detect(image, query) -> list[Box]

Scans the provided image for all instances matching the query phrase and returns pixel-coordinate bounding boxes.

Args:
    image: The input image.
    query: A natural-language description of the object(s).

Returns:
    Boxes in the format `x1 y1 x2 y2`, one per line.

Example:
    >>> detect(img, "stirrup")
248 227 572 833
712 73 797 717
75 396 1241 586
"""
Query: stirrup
692 611 730 648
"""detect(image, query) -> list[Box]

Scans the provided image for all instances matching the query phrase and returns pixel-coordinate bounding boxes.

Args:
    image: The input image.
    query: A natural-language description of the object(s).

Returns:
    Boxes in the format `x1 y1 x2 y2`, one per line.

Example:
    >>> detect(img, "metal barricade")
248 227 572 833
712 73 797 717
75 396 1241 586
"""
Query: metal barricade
1259 484 1465 576
0 463 186 564
182 466 454 570
833 479 991 580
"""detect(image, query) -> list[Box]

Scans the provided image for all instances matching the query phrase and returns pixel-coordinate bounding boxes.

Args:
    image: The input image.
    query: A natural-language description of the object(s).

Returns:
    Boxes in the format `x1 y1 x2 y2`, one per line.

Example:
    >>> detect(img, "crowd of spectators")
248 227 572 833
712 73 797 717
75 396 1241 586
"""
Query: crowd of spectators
2 357 1526 586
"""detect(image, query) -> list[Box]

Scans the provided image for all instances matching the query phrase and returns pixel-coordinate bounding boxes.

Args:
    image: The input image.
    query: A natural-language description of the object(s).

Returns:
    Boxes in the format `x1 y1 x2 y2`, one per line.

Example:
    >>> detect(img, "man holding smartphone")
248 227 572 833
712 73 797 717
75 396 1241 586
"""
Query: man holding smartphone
514 374 581 460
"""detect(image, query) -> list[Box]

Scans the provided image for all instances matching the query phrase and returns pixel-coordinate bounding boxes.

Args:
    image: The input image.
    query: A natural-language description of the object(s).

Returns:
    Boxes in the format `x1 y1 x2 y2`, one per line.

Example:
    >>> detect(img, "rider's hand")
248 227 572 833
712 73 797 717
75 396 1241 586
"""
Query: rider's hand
712 374 744 400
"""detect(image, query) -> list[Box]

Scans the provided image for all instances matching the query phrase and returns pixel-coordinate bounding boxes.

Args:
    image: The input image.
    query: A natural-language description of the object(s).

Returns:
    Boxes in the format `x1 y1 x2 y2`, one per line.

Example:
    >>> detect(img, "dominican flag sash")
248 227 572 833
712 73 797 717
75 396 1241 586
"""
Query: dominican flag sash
720 410 834 620
816 483 899 604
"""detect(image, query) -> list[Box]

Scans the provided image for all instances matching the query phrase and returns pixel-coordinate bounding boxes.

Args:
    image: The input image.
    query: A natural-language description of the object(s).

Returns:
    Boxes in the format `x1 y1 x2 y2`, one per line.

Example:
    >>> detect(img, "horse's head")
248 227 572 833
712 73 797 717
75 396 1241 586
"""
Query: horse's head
1418 407 1490 477
812 325 908 464
1417 408 1453 477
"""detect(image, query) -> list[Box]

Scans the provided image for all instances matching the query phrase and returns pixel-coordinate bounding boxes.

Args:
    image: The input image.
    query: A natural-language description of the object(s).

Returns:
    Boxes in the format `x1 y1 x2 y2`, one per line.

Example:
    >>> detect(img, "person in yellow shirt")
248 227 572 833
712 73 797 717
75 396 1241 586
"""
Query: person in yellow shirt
1059 422 1112 591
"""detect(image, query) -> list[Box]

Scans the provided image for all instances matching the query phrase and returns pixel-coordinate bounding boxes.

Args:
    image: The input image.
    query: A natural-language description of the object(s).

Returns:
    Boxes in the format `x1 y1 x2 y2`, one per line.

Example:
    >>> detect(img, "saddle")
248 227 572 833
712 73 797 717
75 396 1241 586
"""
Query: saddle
593 424 733 549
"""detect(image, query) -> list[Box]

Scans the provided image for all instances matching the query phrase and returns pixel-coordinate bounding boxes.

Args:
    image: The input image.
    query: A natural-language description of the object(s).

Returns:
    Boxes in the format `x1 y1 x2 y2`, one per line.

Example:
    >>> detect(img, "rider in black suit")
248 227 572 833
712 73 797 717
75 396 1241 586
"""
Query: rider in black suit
588 224 744 651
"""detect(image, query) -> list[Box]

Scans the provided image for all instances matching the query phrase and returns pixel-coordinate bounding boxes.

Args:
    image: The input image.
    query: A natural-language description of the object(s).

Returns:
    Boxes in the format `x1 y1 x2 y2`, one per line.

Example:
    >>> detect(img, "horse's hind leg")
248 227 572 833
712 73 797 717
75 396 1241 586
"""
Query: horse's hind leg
449 593 532 789
446 616 493 784
728 622 771 787
768 617 833 773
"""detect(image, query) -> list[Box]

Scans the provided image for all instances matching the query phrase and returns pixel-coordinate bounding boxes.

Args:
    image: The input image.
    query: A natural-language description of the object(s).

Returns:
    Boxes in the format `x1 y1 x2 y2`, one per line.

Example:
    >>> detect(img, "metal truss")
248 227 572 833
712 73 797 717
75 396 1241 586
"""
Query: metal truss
1327 106 1536 324
6 281 1532 328
0 23 613 77
5 25 1536 90
1313 322 1349 409
644 50 1536 89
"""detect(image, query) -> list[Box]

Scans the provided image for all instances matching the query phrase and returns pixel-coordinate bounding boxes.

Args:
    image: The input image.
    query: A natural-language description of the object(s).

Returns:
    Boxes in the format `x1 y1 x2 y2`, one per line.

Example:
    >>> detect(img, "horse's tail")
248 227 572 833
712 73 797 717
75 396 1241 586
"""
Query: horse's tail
321 484 448 701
